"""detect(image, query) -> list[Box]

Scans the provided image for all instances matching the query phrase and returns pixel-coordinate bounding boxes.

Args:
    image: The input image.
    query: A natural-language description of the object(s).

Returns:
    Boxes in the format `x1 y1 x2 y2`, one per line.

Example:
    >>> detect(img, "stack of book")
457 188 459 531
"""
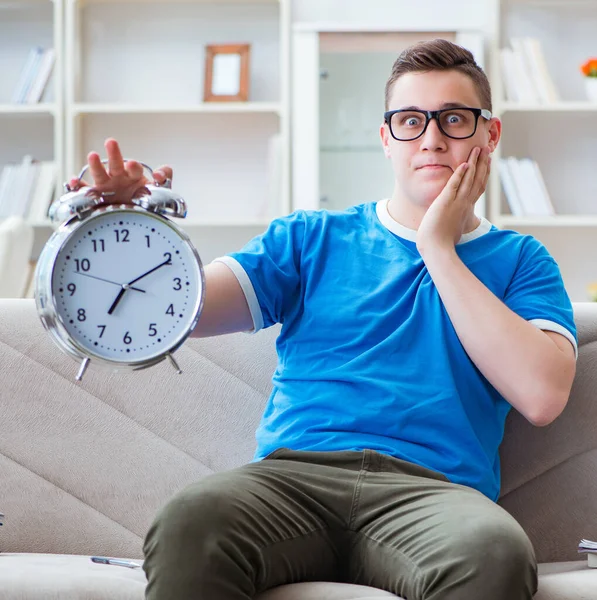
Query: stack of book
578 539 597 567
12 46 56 104
0 157 56 223
500 37 560 104
498 156 555 217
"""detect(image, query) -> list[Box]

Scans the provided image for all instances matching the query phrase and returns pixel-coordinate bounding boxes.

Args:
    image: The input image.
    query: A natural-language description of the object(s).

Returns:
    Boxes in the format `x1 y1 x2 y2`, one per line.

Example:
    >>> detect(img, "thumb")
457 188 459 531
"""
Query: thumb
153 165 173 184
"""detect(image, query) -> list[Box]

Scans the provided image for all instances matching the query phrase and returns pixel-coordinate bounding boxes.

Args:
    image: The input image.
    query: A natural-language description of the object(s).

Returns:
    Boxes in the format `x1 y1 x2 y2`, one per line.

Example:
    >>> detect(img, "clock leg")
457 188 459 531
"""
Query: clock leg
167 352 182 375
76 357 90 382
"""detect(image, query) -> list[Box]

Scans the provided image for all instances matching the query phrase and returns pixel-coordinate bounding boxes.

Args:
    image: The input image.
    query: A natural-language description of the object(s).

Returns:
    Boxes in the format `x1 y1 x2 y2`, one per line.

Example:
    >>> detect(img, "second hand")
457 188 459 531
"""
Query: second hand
74 271 146 293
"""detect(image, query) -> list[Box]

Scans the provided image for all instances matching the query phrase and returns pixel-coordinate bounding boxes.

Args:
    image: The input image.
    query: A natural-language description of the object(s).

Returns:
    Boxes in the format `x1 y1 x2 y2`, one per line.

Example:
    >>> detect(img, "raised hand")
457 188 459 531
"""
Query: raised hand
416 146 491 257
67 138 173 205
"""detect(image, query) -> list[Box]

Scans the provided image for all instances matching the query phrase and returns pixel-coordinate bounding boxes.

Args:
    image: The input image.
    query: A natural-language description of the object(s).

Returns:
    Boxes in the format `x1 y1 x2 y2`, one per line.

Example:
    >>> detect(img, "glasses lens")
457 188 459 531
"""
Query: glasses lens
390 111 427 140
438 109 476 139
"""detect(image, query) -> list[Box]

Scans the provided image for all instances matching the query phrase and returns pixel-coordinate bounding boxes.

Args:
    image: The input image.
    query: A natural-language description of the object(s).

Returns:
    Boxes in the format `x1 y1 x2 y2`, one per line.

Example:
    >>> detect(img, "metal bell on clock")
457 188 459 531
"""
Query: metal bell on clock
49 159 188 225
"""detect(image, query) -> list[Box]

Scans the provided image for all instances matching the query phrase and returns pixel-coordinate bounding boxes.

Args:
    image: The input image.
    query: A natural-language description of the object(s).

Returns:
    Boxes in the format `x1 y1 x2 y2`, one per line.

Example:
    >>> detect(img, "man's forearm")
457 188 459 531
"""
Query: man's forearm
422 247 575 426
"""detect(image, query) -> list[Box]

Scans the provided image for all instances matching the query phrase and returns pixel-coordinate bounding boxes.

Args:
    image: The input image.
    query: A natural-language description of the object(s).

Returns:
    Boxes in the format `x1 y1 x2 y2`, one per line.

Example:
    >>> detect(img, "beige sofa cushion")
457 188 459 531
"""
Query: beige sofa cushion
0 554 595 600
0 554 400 600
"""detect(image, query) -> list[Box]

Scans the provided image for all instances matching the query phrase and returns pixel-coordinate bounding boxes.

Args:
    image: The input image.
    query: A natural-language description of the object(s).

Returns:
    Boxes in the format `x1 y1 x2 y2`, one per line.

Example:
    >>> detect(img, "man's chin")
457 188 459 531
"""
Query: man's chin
417 181 448 206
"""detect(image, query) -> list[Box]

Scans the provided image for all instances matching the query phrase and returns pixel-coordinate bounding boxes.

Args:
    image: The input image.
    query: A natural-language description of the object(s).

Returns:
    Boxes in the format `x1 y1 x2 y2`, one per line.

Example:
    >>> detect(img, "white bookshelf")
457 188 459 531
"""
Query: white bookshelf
0 0 64 207
488 0 597 300
0 0 289 257
63 0 291 231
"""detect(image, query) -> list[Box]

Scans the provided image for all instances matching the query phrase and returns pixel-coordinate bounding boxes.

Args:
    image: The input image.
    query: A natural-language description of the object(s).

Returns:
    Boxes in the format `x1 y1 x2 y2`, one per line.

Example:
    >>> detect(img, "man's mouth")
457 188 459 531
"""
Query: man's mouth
417 164 450 171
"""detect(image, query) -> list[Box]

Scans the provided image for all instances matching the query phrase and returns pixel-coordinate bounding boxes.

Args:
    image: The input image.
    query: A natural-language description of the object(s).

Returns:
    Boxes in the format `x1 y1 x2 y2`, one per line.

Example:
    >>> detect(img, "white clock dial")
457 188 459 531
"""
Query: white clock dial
50 209 202 363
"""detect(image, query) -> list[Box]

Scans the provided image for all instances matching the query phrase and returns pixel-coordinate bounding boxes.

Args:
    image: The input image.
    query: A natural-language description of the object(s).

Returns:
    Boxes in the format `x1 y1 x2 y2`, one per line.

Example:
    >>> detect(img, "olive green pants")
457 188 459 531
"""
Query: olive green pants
143 448 537 600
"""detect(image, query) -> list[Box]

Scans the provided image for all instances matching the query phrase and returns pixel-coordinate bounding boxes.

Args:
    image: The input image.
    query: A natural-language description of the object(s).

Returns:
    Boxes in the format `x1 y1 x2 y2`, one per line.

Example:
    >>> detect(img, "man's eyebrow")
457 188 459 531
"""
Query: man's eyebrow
395 102 471 111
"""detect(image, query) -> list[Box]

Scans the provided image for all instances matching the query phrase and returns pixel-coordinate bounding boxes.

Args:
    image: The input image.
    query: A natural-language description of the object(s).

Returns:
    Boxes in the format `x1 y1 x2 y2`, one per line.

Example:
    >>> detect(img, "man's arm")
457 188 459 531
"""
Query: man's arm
190 261 254 338
416 147 576 427
422 246 576 427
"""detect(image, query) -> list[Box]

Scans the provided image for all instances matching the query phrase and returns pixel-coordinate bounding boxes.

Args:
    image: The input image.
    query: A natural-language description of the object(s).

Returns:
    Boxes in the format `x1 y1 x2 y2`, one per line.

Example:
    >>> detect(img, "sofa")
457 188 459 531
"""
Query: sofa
1 297 596 600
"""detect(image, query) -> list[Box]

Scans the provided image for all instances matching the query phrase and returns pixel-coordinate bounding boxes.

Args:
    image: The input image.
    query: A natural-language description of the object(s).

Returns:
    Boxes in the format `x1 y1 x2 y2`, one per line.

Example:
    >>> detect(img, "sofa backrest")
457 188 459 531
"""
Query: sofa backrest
0 299 595 562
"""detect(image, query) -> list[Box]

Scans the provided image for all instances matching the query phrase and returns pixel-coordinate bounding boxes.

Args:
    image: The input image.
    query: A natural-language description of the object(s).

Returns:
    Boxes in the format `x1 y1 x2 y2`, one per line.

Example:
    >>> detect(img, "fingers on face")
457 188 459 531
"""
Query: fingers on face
472 147 491 198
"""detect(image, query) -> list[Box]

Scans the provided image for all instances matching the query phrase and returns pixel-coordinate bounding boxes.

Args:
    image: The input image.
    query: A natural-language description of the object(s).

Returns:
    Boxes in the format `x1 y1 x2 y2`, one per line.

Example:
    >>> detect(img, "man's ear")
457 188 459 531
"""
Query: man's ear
380 123 391 158
487 117 502 153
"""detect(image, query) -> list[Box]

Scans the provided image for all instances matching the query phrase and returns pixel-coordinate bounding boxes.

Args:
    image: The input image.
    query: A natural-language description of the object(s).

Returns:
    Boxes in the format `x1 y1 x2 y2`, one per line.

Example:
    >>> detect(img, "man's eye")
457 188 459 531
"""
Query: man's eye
405 117 420 126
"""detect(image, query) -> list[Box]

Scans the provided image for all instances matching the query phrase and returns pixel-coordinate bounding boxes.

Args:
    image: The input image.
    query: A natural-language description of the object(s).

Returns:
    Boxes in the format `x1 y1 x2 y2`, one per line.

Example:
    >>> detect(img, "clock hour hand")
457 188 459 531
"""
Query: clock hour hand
75 271 146 293
107 286 127 315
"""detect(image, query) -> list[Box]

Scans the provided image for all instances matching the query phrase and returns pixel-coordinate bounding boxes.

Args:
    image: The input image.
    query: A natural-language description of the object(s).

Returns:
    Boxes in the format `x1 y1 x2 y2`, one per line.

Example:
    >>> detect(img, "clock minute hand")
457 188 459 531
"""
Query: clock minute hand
127 257 172 286
108 258 172 316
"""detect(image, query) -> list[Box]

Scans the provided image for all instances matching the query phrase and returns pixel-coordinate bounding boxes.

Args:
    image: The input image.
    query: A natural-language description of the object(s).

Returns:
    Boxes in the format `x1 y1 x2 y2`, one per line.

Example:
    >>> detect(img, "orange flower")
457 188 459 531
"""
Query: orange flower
581 58 597 77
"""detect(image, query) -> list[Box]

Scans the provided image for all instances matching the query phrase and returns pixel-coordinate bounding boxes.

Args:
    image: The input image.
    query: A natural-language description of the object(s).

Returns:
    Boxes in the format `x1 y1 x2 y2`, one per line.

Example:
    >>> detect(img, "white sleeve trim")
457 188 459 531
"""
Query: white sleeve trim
212 256 264 334
529 318 578 360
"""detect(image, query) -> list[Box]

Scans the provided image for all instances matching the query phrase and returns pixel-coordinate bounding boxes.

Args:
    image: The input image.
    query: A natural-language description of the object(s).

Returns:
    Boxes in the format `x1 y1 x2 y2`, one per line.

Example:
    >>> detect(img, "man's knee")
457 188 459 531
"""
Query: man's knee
144 472 250 555
419 511 537 600
442 514 538 598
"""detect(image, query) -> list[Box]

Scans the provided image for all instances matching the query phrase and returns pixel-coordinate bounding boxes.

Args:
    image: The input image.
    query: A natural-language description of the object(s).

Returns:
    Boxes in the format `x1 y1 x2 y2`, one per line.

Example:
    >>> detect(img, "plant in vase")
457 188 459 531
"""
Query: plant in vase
587 282 597 302
581 58 597 102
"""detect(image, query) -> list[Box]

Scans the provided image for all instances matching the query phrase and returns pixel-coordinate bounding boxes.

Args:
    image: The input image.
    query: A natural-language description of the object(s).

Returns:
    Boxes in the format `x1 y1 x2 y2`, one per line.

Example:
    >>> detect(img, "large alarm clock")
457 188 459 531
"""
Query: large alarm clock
35 160 205 381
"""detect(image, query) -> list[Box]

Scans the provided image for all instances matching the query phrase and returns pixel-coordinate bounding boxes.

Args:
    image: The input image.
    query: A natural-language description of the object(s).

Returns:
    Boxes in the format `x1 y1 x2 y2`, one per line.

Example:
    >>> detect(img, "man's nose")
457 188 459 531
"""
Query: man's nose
419 117 448 151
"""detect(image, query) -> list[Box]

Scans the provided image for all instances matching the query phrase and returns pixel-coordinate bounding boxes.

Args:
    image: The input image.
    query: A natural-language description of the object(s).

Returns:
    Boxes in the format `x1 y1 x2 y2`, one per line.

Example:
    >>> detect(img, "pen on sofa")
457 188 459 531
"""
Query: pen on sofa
90 556 141 569
0 512 4 526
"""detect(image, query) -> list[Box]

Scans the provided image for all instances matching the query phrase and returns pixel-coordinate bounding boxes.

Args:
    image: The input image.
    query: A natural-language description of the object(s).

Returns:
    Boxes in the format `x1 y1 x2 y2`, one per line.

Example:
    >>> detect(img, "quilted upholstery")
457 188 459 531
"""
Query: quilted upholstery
0 299 596 599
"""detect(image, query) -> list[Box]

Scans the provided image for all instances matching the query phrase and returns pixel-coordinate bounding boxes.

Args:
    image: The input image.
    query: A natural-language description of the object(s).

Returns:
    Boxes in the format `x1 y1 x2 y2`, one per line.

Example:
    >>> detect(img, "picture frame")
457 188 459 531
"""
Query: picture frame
204 44 251 102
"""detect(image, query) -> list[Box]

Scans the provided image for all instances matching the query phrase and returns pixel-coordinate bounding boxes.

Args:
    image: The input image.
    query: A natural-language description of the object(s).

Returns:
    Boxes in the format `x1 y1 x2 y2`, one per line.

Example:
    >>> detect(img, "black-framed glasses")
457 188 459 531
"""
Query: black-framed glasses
384 107 492 141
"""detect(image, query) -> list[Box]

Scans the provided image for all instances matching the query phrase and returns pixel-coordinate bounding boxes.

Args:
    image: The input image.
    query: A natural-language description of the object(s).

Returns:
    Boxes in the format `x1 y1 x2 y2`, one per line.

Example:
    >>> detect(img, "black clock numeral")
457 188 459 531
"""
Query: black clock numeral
77 308 86 322
91 239 105 252
74 258 91 272
123 331 132 345
114 229 130 243
145 235 151 248
173 277 182 291
148 323 157 337
166 304 175 316
67 283 76 296
164 252 172 263
97 325 106 338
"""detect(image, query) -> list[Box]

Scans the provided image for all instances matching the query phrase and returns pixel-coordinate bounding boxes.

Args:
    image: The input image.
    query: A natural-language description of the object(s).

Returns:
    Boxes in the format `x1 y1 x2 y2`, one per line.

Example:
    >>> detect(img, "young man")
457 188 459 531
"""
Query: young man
72 39 577 600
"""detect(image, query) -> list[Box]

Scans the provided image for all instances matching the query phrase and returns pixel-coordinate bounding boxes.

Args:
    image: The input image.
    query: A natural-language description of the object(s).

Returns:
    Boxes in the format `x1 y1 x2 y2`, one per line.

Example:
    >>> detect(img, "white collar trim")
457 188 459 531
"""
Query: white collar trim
376 198 492 245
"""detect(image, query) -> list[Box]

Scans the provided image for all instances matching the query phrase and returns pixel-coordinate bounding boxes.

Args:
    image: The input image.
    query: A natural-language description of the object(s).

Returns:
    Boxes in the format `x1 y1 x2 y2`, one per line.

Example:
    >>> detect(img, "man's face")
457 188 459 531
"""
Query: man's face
380 70 499 209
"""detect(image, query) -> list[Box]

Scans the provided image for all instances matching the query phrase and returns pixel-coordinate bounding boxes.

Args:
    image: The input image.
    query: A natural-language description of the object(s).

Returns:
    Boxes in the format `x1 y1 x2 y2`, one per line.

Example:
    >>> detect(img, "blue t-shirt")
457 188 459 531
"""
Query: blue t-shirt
215 199 577 501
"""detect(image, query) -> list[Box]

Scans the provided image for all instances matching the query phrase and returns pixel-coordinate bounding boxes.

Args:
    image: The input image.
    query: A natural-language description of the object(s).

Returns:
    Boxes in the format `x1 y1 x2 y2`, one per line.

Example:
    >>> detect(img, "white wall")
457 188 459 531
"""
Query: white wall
292 0 492 32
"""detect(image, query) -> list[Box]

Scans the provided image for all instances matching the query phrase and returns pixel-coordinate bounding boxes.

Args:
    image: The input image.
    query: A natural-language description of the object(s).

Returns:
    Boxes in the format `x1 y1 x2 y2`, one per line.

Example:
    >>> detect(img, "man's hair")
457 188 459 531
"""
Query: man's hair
384 39 492 112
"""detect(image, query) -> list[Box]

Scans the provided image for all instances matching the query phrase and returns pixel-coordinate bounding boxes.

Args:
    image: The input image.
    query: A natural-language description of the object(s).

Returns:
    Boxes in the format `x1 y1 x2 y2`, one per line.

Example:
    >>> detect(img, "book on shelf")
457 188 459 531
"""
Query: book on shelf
0 158 56 223
23 260 37 299
500 37 560 104
11 46 56 104
499 156 555 217
578 539 597 568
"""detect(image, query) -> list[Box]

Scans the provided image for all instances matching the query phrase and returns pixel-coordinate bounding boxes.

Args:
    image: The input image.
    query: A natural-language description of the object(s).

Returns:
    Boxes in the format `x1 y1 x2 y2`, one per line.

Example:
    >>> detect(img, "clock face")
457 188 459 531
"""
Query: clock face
50 209 202 363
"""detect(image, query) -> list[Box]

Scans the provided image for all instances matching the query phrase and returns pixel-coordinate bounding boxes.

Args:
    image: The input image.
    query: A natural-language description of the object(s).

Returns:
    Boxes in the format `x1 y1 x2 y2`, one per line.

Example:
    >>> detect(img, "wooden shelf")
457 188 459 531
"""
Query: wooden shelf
498 101 597 114
71 102 283 115
499 215 597 227
183 219 272 227
0 104 56 116
76 0 279 4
